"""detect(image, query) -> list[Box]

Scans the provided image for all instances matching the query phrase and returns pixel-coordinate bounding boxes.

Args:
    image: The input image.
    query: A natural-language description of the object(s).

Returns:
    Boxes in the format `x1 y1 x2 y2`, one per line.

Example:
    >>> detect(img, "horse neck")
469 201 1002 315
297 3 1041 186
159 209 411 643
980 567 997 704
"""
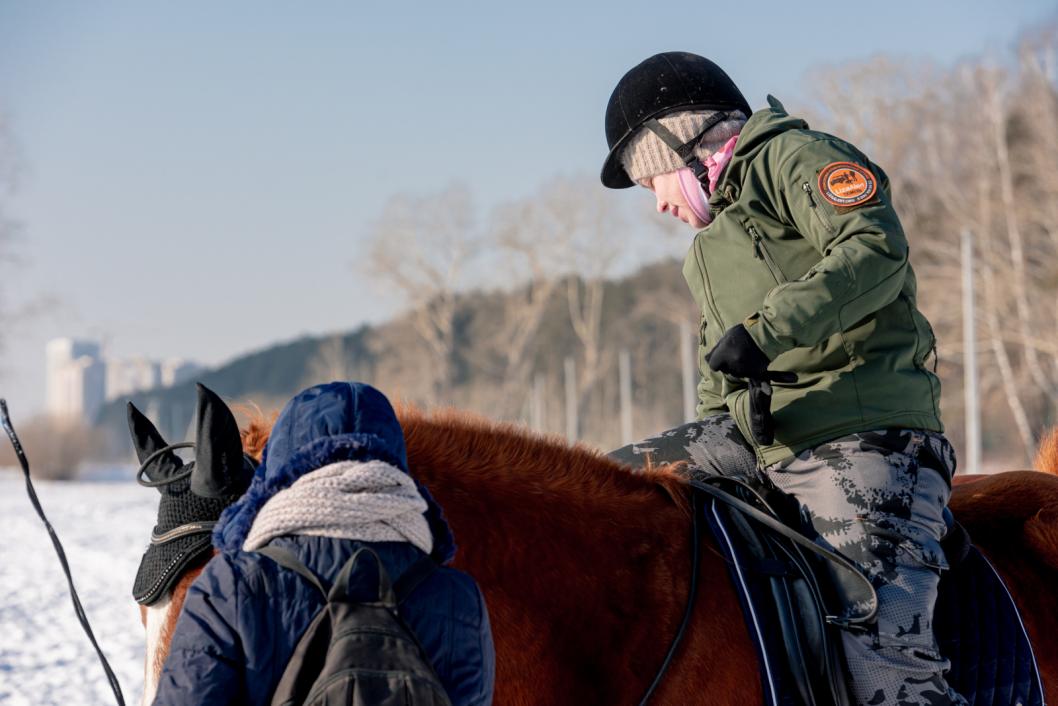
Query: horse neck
400 409 692 570
141 560 210 705
400 411 758 703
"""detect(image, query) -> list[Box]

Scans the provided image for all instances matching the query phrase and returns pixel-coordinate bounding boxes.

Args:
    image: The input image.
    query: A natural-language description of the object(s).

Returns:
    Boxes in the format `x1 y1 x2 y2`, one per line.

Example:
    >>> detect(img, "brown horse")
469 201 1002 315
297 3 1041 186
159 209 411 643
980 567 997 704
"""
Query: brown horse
142 408 1058 705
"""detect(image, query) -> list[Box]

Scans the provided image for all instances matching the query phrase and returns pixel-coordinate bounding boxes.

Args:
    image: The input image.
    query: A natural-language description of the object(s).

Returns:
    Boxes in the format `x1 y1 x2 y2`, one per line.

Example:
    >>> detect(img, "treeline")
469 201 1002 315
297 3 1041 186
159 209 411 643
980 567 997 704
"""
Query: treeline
92 258 694 456
797 27 1058 465
39 25 1058 472
351 25 1058 466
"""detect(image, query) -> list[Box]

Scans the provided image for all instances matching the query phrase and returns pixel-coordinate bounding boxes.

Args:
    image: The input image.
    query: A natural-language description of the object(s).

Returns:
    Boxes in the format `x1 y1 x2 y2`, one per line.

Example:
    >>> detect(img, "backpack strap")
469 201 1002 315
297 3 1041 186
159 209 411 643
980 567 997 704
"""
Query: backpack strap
256 545 329 596
393 555 439 603
257 544 438 607
331 547 398 607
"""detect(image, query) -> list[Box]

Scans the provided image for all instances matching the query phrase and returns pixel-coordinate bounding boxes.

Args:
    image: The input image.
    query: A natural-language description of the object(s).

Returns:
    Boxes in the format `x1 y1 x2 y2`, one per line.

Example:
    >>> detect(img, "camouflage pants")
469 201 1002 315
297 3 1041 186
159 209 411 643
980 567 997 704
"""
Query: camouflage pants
607 413 758 479
610 417 968 706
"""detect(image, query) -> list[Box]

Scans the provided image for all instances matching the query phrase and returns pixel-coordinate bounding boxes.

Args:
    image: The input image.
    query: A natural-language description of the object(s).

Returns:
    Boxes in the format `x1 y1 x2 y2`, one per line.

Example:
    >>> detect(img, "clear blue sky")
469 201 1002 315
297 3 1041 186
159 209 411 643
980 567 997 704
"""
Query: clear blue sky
0 0 1054 415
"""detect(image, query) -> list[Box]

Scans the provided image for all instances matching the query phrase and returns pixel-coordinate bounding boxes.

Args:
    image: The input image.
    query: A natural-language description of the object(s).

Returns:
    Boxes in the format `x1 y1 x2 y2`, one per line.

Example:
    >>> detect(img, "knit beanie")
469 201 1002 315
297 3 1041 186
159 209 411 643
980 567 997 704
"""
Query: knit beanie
621 110 747 185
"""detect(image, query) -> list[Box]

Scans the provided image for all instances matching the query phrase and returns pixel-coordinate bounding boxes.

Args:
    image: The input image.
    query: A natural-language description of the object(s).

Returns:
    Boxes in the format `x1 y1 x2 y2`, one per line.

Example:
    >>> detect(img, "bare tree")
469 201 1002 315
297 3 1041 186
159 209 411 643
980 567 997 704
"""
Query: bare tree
481 187 568 418
545 176 626 429
472 175 636 431
305 334 360 386
0 415 104 480
1014 26 1058 385
366 184 478 405
802 37 1058 465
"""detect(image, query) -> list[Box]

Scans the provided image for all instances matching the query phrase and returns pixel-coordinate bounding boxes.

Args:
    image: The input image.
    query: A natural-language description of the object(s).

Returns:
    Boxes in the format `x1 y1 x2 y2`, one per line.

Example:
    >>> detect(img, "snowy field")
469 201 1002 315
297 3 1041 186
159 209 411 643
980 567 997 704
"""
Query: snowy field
1 469 156 705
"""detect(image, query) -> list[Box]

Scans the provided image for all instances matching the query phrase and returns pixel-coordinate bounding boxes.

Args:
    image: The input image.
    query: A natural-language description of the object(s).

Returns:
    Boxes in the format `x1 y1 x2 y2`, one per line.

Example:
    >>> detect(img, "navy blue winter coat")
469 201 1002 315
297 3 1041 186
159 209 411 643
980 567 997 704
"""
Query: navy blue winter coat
152 382 495 706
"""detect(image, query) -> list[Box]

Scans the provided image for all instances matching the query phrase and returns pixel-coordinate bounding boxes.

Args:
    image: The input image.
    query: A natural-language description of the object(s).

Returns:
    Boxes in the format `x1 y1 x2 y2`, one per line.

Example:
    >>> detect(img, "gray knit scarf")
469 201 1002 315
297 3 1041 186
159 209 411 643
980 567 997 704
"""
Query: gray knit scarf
242 459 434 554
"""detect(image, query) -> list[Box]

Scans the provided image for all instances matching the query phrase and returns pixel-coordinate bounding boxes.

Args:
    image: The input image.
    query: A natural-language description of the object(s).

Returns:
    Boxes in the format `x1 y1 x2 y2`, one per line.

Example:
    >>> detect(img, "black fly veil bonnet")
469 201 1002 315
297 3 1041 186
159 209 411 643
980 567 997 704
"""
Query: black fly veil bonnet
130 384 256 605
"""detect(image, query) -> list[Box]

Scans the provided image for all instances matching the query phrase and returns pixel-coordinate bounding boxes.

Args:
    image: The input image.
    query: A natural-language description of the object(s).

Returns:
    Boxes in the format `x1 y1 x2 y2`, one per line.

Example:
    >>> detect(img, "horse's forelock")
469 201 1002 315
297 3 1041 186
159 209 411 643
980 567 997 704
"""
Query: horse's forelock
234 405 277 462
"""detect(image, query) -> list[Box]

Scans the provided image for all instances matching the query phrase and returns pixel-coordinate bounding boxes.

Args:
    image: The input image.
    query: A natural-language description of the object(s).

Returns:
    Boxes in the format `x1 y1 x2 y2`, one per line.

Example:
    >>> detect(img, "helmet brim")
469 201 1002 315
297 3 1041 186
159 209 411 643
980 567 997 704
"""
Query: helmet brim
600 138 636 189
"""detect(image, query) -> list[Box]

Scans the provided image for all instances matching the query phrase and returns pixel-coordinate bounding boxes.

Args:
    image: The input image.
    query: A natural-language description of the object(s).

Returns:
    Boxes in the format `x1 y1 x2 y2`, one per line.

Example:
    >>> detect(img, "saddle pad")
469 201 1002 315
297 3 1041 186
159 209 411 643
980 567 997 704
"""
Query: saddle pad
934 546 1045 706
706 499 1045 706
705 497 798 706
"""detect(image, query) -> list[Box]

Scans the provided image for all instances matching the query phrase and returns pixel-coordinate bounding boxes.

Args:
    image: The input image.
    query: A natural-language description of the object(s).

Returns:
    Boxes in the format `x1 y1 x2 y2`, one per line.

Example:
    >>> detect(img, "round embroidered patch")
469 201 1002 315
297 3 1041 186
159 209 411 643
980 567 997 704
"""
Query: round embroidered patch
817 162 877 207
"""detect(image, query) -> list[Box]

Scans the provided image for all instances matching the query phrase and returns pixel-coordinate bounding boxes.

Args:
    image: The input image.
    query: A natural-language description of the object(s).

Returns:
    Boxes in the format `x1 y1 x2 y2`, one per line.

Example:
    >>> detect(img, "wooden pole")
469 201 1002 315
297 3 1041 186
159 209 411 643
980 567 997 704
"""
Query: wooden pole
564 357 578 442
619 349 633 445
530 373 545 432
962 229 982 473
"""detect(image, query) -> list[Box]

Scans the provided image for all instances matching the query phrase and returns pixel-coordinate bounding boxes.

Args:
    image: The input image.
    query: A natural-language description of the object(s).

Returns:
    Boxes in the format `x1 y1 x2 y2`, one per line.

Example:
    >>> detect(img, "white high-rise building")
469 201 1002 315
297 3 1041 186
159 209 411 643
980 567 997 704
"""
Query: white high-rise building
44 338 106 423
105 357 161 400
46 339 204 423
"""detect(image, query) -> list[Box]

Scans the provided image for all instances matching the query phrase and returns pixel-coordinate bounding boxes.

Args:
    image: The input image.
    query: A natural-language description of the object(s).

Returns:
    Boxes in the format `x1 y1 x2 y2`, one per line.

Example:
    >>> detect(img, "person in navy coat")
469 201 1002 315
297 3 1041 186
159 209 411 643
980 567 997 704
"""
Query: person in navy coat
152 381 495 705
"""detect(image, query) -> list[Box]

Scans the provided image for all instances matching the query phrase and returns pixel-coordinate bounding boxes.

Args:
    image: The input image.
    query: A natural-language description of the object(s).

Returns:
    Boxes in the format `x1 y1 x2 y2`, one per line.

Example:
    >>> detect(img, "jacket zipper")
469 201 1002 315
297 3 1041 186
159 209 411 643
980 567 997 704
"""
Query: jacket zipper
747 224 784 285
692 239 726 330
802 182 836 234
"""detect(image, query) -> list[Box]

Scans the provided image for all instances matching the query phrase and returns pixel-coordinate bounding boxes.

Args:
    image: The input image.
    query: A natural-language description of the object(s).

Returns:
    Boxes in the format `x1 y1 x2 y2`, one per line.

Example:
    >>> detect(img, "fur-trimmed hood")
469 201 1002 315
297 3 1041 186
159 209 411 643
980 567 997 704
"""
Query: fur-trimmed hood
212 381 455 563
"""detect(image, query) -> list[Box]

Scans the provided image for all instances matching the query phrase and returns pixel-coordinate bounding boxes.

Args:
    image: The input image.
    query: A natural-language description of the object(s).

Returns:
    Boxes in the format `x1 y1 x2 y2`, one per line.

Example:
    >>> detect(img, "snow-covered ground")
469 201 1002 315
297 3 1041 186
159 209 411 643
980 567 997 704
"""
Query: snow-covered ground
1 469 156 705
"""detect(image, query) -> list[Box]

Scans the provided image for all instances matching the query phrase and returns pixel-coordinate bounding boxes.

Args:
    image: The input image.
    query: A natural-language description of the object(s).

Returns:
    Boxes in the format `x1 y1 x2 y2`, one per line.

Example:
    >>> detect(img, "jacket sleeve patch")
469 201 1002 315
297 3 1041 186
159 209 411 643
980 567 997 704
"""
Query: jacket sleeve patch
817 161 877 207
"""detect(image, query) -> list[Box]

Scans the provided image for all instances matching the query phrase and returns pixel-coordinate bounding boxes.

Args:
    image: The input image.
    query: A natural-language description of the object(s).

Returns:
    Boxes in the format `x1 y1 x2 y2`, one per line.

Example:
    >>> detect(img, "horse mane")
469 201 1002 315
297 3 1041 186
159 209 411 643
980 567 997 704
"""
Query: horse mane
395 403 690 509
1035 427 1058 475
236 401 689 513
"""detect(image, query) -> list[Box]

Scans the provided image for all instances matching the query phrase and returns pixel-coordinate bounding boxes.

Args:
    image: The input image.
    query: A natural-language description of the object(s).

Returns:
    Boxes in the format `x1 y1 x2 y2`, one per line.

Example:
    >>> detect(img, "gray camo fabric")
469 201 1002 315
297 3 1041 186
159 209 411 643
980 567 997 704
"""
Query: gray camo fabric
607 414 758 480
609 416 968 706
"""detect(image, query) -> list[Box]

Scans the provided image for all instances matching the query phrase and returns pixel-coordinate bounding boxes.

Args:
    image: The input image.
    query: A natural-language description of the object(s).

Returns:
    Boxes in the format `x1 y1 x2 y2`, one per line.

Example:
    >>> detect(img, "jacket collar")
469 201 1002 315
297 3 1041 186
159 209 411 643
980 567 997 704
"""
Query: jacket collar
709 95 809 211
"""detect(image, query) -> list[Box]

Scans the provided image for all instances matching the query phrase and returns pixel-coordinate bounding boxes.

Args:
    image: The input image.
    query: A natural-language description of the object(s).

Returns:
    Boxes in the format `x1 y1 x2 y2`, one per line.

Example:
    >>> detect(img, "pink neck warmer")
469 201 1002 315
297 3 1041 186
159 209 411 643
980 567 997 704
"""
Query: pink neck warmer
676 134 739 226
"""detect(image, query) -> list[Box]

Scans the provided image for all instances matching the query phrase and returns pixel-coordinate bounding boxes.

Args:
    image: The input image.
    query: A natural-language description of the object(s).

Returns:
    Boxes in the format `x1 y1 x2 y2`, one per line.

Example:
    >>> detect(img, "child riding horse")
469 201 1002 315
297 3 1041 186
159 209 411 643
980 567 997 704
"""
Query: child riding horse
602 51 963 705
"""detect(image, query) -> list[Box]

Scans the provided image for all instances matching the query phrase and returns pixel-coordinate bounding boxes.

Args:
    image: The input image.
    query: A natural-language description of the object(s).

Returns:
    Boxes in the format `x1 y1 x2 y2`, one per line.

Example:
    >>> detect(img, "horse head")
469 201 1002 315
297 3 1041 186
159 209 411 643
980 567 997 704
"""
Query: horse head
131 383 254 705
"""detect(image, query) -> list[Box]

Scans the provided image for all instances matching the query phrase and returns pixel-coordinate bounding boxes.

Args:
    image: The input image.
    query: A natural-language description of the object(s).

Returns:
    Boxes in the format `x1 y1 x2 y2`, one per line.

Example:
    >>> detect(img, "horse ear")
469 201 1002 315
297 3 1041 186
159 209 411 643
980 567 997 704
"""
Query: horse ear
192 384 254 498
127 401 182 483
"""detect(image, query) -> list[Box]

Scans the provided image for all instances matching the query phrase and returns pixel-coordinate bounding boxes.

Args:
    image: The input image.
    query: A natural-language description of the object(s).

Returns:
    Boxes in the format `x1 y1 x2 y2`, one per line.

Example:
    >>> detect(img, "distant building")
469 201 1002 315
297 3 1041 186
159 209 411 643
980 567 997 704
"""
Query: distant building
45 338 205 424
159 359 202 388
44 338 106 424
105 357 161 400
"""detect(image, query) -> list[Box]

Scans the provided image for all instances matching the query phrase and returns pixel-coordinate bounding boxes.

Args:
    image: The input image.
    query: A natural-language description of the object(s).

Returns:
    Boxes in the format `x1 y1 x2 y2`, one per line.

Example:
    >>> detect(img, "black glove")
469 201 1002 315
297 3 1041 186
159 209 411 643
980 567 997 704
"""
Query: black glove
705 324 771 380
706 324 796 445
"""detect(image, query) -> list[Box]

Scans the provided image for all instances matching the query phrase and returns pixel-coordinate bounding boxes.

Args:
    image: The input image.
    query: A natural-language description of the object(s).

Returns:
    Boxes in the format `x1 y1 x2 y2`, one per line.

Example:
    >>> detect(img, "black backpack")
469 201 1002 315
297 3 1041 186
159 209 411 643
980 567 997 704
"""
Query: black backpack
256 544 453 706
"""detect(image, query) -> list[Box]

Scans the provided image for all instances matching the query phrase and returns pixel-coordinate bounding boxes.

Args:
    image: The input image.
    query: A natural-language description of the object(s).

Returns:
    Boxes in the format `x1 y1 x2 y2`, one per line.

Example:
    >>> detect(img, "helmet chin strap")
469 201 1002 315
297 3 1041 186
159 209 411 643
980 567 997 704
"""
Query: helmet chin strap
643 111 729 190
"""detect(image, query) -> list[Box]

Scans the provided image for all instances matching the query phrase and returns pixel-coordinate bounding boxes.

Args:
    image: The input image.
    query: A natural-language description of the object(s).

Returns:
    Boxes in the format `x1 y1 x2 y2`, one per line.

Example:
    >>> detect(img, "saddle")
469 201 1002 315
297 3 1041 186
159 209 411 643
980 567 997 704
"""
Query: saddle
692 470 1045 706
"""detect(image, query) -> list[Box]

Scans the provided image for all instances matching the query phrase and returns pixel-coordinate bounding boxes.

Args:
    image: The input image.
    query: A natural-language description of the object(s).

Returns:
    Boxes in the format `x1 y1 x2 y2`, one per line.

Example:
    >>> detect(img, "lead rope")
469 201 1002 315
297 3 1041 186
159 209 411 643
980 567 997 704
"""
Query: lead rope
0 400 126 706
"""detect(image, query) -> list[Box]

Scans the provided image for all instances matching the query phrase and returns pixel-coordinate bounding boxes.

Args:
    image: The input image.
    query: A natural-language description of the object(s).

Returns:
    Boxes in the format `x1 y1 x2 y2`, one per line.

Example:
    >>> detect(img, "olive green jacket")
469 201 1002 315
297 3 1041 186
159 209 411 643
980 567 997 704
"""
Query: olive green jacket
684 96 943 467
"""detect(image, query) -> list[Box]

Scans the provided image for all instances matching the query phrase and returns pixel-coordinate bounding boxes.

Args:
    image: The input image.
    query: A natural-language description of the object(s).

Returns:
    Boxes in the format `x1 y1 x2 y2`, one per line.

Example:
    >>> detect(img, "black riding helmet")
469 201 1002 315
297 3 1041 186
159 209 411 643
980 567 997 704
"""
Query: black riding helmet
601 52 752 189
